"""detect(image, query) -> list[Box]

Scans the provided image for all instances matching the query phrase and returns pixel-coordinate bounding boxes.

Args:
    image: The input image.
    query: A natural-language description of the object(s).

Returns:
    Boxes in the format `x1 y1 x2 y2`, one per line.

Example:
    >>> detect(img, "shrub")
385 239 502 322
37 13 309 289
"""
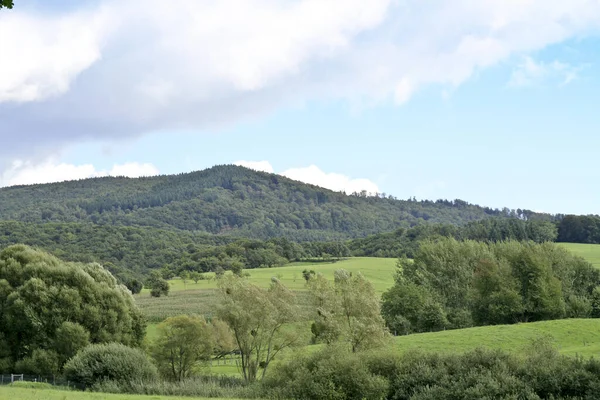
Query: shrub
263 345 388 399
14 349 59 375
63 343 157 388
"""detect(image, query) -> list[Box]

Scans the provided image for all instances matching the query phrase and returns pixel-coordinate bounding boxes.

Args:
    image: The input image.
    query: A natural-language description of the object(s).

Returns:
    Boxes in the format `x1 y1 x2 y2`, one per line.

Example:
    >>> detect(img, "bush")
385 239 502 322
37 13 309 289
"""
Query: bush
63 343 158 388
14 349 59 375
262 345 388 399
10 381 57 390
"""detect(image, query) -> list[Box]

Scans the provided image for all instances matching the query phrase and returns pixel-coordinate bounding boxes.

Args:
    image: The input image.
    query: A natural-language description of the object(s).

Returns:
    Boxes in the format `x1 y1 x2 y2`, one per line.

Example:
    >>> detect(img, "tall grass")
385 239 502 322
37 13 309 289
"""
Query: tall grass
92 375 262 398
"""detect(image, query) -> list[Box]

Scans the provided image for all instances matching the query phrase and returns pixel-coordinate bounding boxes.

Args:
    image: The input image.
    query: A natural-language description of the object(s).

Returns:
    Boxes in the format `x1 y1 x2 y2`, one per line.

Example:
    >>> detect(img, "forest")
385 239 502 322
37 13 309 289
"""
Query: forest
0 165 553 241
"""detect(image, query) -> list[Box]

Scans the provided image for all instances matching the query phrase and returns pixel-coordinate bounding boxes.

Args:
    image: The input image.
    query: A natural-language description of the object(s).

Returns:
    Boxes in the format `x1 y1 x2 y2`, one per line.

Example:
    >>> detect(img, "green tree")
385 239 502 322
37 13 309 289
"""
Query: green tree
217 275 299 382
0 245 145 371
190 271 203 284
54 322 90 366
470 259 523 325
146 270 170 297
308 270 389 352
151 315 214 381
180 271 190 289
210 318 236 358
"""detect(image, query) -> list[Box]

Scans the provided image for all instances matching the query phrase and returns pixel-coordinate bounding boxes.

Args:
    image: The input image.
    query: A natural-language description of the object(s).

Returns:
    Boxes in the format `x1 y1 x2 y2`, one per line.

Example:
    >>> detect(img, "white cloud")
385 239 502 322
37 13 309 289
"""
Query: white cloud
0 159 159 187
509 56 585 87
107 162 160 178
233 160 275 173
234 160 379 194
282 165 380 194
0 7 111 103
2 0 600 164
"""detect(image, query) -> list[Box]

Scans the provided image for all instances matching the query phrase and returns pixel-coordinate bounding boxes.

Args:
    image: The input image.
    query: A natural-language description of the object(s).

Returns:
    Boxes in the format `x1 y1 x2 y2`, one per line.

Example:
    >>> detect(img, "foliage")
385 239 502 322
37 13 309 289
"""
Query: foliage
382 239 600 333
308 270 389 351
0 0 13 9
0 165 550 243
63 343 158 389
558 214 600 244
147 270 170 297
216 275 300 382
263 345 389 400
14 349 59 376
151 315 214 381
0 245 145 372
349 218 558 259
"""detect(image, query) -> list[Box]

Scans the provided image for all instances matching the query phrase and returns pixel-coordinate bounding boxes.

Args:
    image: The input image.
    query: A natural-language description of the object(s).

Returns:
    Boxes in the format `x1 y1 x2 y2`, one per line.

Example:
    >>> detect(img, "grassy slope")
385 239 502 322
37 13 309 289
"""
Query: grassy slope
161 257 398 293
559 243 600 268
136 257 397 322
392 318 600 357
0 387 241 400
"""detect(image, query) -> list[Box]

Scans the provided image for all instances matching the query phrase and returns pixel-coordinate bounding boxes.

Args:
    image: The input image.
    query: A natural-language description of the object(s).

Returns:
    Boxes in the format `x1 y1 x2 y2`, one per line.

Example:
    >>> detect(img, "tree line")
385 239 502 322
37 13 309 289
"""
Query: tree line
381 238 600 335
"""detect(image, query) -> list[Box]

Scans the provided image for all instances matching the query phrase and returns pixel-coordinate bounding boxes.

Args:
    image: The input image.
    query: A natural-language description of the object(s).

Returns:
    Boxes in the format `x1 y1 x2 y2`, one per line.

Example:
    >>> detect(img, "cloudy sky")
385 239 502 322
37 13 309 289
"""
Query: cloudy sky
1 0 599 214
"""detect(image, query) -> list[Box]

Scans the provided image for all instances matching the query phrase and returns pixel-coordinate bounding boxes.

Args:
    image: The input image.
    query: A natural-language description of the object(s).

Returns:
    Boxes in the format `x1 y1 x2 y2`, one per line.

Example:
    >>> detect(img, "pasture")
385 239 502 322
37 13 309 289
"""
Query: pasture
143 257 398 294
392 318 600 358
135 257 397 322
559 242 600 268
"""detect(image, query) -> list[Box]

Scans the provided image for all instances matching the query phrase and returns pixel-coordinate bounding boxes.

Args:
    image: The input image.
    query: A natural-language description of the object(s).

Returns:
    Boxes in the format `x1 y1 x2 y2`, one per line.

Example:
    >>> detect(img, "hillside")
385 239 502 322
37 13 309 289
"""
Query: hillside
0 165 548 241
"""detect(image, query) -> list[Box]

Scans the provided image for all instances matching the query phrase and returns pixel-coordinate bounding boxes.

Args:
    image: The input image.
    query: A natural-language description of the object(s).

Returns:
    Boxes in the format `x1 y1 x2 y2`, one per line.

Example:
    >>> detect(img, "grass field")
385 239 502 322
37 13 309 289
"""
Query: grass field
0 387 241 400
392 318 600 358
135 257 397 322
143 257 398 294
559 243 600 268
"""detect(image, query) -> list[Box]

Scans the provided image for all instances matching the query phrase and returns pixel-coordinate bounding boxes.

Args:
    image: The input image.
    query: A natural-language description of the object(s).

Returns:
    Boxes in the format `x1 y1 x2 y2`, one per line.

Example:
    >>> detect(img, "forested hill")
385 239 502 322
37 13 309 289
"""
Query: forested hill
0 165 551 240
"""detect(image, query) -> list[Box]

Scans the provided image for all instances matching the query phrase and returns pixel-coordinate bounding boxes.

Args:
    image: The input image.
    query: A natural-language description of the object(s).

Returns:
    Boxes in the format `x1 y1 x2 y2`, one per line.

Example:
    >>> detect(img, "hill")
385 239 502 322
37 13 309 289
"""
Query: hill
0 165 549 241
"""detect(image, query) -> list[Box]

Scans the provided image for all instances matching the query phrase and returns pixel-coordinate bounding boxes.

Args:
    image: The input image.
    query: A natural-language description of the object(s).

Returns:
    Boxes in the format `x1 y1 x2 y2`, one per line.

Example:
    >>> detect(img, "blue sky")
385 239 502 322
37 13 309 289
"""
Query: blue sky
1 1 600 215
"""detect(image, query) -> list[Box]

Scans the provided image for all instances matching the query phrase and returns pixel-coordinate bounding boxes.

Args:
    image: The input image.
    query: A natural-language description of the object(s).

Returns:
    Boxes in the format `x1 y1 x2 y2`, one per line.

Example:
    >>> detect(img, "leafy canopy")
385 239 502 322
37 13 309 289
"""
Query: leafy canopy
0 245 145 372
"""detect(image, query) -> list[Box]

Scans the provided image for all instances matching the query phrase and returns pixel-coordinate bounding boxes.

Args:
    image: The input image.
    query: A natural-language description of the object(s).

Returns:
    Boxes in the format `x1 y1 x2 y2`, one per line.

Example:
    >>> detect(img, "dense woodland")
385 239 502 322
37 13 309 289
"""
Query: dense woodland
0 165 551 241
0 164 587 283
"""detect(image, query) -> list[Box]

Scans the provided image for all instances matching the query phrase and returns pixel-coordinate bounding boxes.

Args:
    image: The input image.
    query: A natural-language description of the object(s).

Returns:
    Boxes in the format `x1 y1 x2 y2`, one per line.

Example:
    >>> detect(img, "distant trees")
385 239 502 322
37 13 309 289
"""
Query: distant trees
217 276 300 382
349 219 559 259
557 215 600 244
0 245 145 373
381 238 600 334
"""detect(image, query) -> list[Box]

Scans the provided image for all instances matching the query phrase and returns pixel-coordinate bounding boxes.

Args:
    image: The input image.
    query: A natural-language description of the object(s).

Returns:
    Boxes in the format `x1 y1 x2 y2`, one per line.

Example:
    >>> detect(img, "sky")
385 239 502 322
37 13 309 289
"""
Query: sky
1 0 600 215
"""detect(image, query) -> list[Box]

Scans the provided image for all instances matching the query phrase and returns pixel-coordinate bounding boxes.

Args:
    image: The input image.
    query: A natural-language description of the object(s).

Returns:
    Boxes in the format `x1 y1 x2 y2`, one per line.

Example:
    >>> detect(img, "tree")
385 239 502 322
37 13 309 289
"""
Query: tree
308 270 389 352
0 1 14 9
126 278 143 294
151 315 214 381
217 276 299 382
146 270 170 297
210 318 236 358
180 271 190 290
190 271 203 284
0 245 145 372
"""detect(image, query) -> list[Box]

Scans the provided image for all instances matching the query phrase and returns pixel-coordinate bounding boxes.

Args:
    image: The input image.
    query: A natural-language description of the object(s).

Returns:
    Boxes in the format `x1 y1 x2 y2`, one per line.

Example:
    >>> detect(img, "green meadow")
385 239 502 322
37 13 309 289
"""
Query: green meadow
392 318 600 358
559 242 600 268
135 257 397 322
